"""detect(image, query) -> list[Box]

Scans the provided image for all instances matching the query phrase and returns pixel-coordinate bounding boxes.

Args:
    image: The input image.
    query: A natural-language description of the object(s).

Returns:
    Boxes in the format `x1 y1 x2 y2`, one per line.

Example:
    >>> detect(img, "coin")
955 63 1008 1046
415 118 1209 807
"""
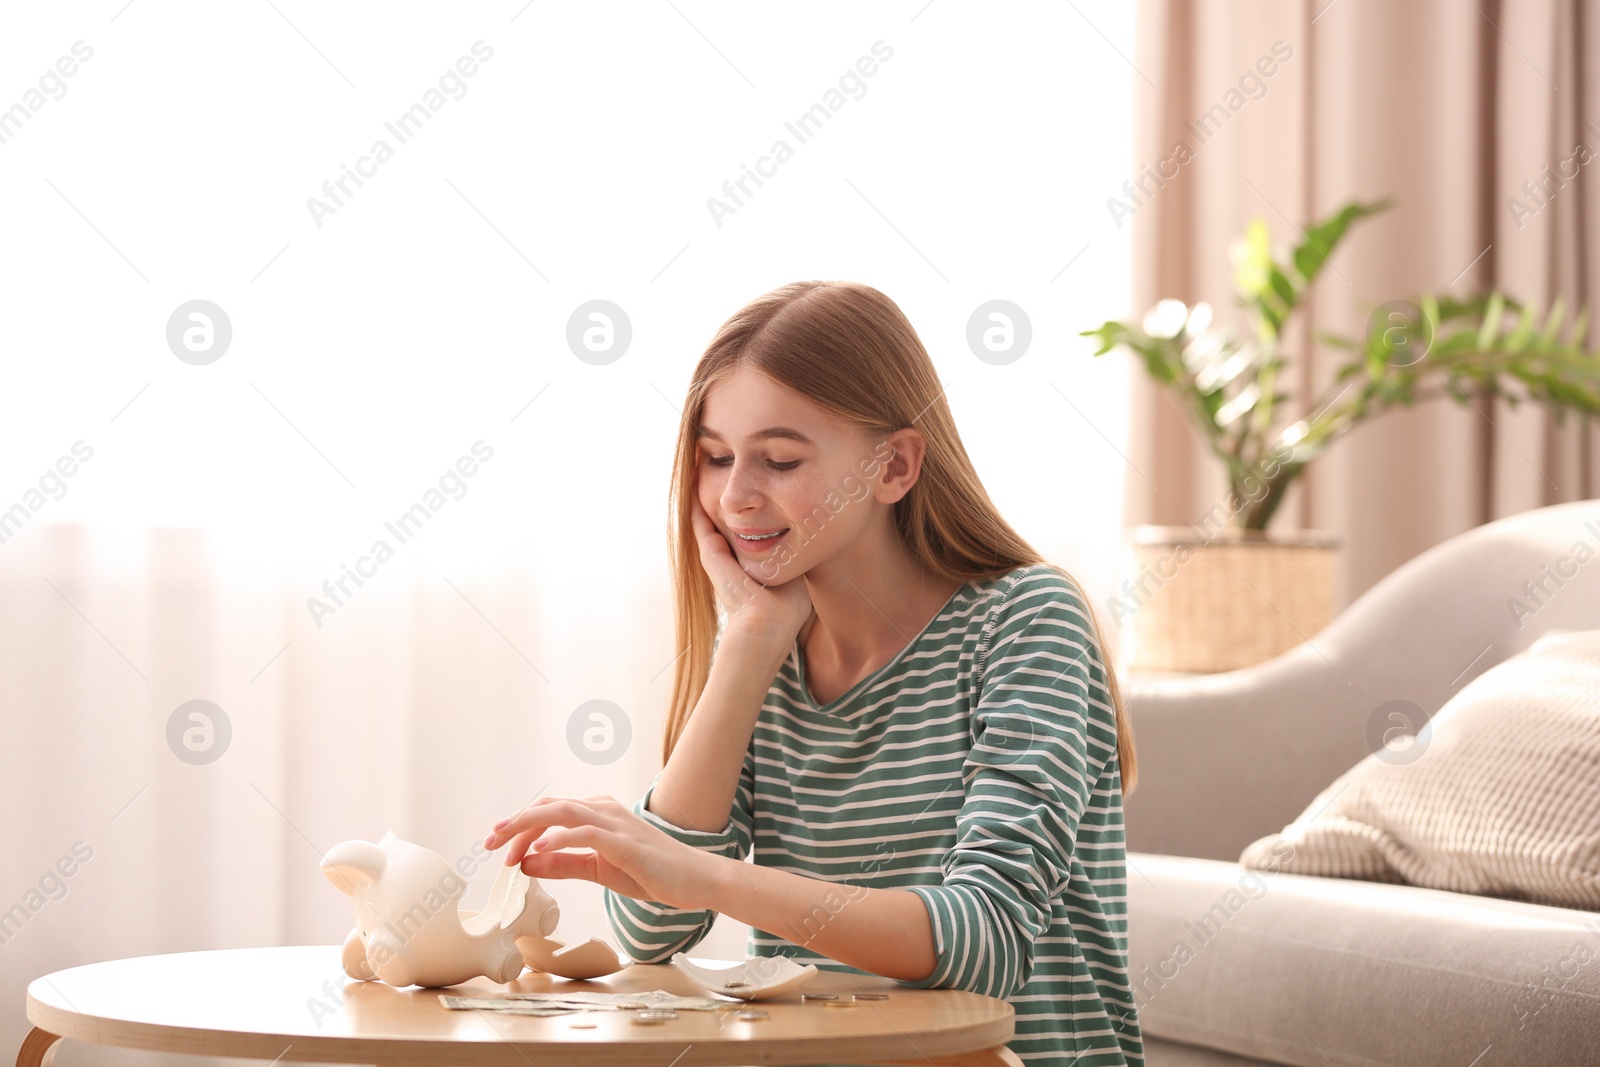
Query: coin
802 993 838 1001
631 1017 666 1026
823 1000 857 1008
724 980 751 988
852 993 889 1001
735 1009 769 1021
635 1010 678 1021
569 1022 596 1029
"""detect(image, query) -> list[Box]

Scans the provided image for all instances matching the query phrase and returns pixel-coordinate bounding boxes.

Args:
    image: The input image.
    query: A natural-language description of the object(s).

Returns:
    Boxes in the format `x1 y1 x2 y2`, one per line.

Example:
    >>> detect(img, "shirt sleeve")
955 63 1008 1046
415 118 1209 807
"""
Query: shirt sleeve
604 732 757 963
896 569 1112 1000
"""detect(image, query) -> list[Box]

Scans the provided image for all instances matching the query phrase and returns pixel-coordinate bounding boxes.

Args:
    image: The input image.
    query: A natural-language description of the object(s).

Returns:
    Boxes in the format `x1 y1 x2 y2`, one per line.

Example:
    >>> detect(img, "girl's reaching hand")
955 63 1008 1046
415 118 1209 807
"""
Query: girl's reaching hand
483 795 718 911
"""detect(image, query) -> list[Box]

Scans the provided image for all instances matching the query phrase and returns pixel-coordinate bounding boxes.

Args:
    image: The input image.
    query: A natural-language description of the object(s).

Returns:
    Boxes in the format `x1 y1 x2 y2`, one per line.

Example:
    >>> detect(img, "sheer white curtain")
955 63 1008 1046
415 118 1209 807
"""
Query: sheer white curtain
0 4 1134 1064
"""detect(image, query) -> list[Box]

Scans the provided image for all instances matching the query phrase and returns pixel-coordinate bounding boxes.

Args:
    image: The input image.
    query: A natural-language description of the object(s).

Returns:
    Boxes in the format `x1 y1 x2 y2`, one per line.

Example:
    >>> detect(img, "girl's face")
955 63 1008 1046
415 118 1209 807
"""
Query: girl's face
694 368 894 585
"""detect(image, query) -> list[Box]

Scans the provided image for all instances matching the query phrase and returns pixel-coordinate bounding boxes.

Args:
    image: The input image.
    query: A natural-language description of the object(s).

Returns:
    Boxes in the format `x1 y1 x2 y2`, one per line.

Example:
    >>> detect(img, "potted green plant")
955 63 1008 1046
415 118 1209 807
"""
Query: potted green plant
1082 198 1600 673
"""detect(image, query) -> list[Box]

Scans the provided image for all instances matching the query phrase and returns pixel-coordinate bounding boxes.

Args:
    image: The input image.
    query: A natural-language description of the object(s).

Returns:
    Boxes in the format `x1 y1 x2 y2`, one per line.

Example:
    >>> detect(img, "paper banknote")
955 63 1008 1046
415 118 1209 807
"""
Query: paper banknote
440 990 726 1014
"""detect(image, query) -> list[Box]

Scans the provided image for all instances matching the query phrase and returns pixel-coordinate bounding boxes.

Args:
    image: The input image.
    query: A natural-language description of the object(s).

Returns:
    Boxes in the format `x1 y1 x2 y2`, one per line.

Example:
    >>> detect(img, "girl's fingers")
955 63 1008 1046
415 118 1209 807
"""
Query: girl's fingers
487 817 544 853
525 824 609 862
690 502 723 568
689 497 752 614
518 847 596 882
487 798 616 862
499 811 671 902
520 827 647 900
488 802 545 843
503 828 543 866
489 798 572 841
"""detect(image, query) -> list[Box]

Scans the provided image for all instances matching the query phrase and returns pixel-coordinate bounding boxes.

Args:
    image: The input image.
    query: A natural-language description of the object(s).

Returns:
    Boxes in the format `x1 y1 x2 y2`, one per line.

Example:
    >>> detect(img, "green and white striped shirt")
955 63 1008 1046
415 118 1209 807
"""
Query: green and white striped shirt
606 563 1144 1066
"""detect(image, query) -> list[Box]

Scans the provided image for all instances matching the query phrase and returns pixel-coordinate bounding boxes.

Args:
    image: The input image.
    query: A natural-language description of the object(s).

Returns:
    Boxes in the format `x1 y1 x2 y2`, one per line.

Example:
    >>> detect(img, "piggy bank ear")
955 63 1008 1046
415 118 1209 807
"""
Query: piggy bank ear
321 840 387 896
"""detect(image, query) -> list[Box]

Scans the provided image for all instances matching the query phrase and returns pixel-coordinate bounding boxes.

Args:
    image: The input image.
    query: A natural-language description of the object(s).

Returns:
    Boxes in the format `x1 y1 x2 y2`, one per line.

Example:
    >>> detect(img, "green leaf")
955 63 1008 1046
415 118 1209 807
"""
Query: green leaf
1268 266 1296 307
1079 322 1123 355
1233 218 1273 299
1432 331 1484 357
1252 297 1284 337
1477 292 1505 351
1290 198 1392 289
1539 297 1566 347
1504 303 1537 354
1079 320 1186 384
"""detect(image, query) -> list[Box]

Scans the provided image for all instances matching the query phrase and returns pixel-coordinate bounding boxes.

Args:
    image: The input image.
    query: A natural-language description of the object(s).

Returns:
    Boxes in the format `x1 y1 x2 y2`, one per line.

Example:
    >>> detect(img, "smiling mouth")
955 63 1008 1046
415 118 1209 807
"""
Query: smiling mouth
733 528 790 550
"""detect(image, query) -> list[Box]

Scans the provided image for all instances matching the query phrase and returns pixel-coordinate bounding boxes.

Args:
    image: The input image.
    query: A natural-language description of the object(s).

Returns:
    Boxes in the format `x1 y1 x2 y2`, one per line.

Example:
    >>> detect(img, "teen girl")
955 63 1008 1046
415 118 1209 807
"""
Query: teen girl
486 280 1144 1066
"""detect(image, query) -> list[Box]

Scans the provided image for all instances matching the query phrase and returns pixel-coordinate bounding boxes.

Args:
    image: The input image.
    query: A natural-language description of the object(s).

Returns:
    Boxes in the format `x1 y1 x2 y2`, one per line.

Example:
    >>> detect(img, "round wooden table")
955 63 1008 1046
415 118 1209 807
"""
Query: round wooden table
21 945 1019 1066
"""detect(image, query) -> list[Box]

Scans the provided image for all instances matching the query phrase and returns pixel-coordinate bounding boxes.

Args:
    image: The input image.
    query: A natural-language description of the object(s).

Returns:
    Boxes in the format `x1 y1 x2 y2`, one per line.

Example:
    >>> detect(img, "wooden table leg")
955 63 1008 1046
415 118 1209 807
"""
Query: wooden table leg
15 1028 63 1067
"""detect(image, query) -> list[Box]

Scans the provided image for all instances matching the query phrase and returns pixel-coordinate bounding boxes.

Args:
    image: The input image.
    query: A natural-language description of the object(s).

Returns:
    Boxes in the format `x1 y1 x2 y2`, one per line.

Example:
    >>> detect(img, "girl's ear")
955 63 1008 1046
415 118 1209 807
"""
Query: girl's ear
878 430 926 503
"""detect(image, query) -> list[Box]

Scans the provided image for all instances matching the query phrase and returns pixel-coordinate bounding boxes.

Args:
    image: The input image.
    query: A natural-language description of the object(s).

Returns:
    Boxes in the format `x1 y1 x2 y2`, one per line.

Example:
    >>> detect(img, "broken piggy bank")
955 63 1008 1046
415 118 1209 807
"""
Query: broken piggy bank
320 829 624 988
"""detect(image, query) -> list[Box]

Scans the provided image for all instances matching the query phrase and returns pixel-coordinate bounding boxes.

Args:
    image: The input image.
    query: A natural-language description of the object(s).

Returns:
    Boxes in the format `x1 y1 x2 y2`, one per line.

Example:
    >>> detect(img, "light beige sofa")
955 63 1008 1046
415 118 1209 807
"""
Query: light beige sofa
1123 498 1600 1066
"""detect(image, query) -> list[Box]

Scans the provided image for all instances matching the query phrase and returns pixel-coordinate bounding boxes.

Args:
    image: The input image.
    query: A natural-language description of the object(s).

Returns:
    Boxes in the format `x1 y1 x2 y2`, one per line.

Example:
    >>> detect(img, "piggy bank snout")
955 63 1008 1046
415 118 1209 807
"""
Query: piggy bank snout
321 840 388 896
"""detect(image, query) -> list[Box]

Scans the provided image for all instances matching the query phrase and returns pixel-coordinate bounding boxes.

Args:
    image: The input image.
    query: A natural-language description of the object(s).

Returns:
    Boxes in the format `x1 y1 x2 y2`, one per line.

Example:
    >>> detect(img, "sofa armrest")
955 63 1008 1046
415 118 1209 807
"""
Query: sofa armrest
1122 499 1600 860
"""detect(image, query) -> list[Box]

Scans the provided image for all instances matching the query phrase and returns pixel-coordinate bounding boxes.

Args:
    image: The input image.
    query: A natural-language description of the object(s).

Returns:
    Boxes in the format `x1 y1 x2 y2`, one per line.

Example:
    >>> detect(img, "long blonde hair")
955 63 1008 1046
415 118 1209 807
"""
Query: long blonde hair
662 281 1137 795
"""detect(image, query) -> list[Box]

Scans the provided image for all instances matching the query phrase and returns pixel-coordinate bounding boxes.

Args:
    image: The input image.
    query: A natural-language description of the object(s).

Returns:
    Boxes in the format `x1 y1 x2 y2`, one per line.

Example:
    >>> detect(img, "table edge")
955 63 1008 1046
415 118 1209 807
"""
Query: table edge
27 991 1015 1066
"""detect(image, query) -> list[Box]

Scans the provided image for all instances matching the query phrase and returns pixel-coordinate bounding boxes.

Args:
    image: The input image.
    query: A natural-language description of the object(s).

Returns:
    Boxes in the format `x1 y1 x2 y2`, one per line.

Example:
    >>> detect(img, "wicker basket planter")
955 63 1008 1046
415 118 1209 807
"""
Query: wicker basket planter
1119 525 1341 674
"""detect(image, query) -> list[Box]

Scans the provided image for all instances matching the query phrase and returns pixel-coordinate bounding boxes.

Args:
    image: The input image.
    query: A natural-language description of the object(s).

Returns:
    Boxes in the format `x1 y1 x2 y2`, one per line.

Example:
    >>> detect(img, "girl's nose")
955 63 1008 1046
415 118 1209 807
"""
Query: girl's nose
720 467 765 510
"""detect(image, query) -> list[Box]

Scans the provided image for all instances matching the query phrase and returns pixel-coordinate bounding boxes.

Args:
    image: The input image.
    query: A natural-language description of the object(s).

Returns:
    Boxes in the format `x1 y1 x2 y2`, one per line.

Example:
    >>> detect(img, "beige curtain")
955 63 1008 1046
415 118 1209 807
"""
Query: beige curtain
0 526 749 1067
1127 0 1600 607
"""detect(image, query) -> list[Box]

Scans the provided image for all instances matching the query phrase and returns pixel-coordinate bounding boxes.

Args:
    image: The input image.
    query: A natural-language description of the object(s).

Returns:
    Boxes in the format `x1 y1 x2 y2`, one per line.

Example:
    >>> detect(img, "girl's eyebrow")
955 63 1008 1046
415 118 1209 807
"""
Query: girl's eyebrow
696 425 814 445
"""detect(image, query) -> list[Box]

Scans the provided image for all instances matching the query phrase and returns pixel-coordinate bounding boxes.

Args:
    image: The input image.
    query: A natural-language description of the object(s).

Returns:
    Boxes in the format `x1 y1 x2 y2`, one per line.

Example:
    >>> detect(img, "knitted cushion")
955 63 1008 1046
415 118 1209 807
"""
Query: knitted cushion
1239 628 1600 910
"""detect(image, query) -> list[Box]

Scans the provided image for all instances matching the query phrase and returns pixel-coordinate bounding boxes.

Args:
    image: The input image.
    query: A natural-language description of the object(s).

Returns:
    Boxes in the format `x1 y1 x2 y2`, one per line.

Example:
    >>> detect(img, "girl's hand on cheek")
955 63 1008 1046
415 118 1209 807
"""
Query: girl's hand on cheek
688 482 813 643
483 795 717 911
